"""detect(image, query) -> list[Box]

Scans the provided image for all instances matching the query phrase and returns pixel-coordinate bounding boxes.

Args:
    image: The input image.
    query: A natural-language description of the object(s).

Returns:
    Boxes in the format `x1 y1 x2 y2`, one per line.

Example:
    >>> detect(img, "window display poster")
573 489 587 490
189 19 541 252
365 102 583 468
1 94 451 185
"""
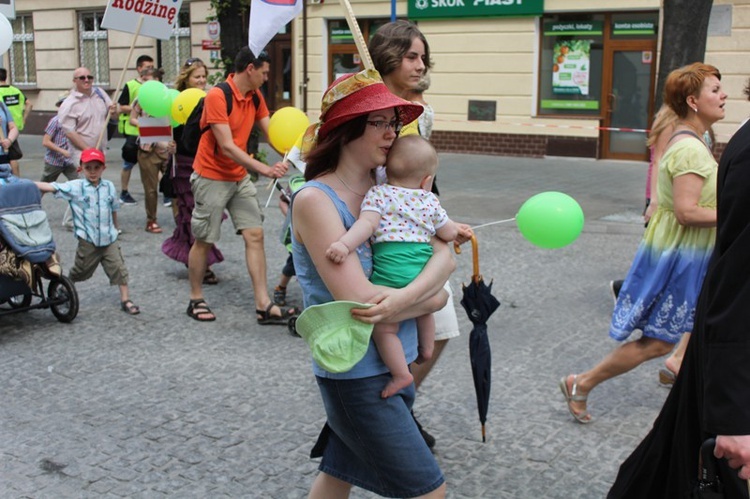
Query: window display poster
552 40 591 96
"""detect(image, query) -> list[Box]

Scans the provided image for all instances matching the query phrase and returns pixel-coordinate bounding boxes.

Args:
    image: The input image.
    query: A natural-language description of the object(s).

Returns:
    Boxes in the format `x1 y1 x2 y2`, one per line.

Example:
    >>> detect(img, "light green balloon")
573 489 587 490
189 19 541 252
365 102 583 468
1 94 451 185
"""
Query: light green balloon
516 191 584 249
138 80 171 118
166 89 180 127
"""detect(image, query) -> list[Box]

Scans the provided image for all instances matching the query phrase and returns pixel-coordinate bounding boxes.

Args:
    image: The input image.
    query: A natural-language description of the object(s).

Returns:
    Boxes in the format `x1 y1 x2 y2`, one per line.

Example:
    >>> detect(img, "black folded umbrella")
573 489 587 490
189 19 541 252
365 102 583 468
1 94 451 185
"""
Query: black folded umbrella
692 438 724 498
458 235 500 443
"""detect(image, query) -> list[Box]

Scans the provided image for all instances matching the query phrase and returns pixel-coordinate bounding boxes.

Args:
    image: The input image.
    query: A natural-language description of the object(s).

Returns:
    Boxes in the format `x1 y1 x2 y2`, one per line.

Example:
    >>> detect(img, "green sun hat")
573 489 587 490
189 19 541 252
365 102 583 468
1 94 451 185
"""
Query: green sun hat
296 301 374 373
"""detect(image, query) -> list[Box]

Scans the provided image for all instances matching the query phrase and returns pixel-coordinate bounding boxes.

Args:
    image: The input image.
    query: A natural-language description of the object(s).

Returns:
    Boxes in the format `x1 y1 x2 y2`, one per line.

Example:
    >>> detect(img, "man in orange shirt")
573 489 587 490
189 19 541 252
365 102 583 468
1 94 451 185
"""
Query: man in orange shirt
186 47 292 323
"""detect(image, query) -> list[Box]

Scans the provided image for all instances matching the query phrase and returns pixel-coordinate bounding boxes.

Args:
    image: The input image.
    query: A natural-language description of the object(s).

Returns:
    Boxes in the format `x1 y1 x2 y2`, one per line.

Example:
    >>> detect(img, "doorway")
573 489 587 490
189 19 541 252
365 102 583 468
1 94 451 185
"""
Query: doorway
601 40 656 160
267 39 292 111
260 28 293 112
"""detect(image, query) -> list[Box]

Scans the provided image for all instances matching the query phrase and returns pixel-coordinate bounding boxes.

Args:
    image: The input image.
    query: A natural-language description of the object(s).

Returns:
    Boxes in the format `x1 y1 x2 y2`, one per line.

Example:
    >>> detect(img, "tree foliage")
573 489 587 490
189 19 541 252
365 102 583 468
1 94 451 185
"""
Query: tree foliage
210 0 251 78
654 0 714 110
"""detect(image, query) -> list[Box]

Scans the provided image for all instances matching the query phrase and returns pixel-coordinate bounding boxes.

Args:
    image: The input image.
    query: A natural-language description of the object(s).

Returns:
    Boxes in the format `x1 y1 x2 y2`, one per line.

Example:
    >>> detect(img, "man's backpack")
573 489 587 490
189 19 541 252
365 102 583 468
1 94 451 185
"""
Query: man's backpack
180 82 260 157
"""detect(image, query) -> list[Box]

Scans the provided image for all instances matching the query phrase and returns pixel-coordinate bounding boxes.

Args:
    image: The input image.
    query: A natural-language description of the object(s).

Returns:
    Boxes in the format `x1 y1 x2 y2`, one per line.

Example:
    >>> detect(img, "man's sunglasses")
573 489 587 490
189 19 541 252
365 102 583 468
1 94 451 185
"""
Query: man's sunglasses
76 75 95 81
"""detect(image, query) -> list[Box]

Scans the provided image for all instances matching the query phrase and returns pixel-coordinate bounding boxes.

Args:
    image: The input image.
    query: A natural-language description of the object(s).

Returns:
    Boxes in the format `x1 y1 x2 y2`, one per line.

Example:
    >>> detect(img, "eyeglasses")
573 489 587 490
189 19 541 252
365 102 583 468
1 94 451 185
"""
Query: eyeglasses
366 120 402 134
184 57 203 67
76 75 95 81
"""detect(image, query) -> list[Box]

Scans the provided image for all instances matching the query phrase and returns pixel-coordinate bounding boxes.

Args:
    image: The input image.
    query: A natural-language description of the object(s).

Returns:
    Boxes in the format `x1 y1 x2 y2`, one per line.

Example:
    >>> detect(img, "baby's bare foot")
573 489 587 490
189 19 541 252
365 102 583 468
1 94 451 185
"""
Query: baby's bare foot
381 372 414 398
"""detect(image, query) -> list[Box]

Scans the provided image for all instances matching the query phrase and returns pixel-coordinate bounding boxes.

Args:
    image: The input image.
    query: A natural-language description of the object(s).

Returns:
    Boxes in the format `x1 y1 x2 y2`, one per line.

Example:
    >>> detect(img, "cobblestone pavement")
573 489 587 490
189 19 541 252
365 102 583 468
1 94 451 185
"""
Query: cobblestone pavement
1 135 671 498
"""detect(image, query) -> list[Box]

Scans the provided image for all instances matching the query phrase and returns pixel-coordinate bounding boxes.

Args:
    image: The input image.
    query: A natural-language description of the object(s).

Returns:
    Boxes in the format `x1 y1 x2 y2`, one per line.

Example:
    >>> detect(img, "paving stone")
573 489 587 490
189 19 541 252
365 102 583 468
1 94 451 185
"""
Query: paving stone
1 136 667 497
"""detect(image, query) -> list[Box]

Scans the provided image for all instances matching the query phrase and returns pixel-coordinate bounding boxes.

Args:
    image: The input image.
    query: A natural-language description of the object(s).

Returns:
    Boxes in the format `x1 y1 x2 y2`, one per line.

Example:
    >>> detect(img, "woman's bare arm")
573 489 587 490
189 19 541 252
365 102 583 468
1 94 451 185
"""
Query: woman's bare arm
672 172 716 227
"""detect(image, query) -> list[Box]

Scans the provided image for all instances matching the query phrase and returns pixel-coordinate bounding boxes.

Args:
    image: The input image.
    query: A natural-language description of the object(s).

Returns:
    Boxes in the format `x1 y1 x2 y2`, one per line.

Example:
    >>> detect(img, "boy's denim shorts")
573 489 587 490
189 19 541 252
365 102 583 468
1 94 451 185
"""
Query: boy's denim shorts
314 373 444 497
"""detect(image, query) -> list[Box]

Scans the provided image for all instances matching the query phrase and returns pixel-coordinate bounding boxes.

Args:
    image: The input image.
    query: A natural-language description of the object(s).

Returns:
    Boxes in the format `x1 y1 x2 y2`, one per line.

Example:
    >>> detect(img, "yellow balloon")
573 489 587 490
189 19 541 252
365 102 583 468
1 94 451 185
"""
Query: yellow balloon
171 88 206 125
268 107 310 153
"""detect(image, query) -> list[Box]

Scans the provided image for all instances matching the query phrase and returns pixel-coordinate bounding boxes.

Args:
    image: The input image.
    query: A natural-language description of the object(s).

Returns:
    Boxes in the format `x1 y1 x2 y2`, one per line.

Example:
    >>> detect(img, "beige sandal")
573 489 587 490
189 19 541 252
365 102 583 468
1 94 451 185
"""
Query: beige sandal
559 375 592 424
658 368 676 386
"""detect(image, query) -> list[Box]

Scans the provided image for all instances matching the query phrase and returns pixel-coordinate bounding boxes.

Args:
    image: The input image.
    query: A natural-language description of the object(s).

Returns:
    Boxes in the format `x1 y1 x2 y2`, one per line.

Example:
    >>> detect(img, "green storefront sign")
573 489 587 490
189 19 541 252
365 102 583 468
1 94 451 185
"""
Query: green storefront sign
331 28 353 43
409 0 543 20
543 21 603 36
612 21 656 35
541 99 599 110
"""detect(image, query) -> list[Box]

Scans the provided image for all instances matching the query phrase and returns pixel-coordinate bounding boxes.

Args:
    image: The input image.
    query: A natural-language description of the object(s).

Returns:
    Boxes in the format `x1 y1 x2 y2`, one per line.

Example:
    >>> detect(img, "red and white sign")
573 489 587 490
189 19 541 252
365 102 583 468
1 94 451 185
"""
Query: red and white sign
138 116 172 144
207 20 220 41
101 0 184 40
202 39 221 50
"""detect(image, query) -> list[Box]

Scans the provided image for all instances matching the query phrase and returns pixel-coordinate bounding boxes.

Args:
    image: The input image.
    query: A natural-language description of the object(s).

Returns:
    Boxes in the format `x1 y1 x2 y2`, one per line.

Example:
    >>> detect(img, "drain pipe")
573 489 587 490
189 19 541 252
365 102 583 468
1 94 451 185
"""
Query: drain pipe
302 0 308 112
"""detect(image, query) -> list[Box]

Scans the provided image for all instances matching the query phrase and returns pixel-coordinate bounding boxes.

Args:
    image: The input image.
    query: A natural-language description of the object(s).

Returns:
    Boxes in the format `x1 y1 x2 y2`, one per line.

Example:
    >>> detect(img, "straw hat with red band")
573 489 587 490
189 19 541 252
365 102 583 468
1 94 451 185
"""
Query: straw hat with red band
301 69 423 155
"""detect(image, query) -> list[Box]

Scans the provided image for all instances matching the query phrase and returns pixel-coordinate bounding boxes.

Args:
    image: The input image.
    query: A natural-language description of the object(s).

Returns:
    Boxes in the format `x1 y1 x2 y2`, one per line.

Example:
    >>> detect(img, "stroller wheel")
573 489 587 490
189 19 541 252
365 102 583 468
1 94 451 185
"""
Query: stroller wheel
8 293 32 309
48 276 79 323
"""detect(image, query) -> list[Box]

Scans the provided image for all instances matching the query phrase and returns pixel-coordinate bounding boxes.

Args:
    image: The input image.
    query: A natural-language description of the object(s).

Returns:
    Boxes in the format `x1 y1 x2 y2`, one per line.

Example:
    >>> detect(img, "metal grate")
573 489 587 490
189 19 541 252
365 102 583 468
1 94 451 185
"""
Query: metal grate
159 10 191 85
79 11 110 86
10 15 36 85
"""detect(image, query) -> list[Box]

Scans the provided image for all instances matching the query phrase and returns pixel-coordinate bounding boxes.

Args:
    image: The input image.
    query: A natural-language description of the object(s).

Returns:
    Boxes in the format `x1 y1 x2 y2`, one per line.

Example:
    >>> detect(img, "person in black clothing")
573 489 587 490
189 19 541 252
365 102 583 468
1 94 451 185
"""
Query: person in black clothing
608 77 750 499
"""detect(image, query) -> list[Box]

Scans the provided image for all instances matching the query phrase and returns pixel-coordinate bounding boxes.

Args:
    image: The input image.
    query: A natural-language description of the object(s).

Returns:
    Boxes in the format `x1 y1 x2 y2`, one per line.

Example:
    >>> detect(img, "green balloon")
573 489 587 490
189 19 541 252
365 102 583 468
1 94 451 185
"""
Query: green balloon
516 191 584 249
166 89 180 127
138 80 171 118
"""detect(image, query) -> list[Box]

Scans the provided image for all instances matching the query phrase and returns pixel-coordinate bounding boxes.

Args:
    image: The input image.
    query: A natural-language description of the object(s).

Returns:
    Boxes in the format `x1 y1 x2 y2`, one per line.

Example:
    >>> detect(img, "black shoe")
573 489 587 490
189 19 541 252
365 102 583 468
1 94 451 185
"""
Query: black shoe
609 280 624 305
120 191 137 205
288 316 300 337
412 411 436 449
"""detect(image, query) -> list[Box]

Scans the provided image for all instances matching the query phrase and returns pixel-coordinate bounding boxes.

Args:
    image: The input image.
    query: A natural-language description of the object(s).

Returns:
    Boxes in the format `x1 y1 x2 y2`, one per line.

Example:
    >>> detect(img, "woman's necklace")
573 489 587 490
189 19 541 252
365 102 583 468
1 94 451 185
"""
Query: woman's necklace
334 171 371 197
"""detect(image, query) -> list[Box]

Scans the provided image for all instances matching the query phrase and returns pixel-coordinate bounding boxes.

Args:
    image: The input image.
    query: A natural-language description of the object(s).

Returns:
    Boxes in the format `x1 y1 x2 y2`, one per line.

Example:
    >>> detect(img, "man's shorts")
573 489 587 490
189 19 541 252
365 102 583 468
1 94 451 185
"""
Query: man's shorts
190 173 263 244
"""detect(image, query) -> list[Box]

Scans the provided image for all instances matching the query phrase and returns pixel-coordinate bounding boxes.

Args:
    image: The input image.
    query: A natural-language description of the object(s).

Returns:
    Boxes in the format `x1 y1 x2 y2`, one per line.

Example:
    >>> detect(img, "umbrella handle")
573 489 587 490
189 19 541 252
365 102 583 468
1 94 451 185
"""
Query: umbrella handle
453 235 481 283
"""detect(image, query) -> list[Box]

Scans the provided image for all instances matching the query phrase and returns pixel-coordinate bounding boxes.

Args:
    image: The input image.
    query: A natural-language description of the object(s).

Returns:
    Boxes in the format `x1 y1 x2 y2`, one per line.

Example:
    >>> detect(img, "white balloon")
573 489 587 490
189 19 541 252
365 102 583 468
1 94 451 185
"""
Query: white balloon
0 14 12 56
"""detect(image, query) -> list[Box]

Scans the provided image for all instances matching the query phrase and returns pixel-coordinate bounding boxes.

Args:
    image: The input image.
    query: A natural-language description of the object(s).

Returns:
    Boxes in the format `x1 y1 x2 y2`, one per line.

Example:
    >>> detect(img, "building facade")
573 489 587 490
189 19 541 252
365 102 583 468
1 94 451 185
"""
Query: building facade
6 0 750 158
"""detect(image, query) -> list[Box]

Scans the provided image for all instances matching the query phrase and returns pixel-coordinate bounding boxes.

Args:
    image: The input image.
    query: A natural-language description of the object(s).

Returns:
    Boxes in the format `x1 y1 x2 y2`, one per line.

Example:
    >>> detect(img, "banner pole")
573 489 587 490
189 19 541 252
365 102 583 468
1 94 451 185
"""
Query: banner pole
338 0 373 70
96 14 145 149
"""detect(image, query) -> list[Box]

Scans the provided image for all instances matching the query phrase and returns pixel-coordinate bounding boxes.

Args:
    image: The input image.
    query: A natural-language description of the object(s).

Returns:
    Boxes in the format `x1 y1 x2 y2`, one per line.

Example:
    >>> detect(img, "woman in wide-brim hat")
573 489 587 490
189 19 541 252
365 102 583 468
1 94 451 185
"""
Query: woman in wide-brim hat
292 69 452 498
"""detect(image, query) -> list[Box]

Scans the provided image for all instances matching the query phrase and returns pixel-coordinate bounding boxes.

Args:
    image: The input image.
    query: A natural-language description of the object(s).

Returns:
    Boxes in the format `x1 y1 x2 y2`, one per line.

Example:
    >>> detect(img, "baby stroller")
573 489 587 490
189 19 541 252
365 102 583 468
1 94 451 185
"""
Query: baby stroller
0 174 79 323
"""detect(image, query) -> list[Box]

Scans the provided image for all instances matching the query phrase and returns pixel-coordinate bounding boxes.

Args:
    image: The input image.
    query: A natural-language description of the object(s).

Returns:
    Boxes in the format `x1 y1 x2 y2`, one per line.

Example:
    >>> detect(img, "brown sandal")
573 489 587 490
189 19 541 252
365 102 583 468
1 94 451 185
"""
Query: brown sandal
121 300 140 315
203 269 219 285
256 303 297 325
187 299 216 322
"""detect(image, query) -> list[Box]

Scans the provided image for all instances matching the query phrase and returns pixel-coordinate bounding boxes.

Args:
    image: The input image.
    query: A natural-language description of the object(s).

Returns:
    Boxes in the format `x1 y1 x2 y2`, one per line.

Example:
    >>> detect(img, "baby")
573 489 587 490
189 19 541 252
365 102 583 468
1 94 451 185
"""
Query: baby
327 135 459 397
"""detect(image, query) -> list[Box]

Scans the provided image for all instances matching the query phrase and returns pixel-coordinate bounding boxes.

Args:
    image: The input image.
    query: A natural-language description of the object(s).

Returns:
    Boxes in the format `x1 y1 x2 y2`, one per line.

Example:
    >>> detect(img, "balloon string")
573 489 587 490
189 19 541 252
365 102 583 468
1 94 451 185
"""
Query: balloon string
471 217 516 230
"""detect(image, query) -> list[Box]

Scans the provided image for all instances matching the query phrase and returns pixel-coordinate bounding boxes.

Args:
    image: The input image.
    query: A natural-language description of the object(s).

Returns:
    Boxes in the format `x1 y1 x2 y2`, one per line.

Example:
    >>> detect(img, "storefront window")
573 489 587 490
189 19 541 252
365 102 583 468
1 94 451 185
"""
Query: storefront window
538 12 658 119
538 14 604 116
327 18 396 83
330 20 355 45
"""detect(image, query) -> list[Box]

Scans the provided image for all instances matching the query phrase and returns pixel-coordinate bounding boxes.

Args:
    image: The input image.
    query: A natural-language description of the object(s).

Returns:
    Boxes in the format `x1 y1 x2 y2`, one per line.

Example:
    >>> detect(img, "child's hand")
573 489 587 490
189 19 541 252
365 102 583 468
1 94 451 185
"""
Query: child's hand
455 223 474 245
326 241 350 264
